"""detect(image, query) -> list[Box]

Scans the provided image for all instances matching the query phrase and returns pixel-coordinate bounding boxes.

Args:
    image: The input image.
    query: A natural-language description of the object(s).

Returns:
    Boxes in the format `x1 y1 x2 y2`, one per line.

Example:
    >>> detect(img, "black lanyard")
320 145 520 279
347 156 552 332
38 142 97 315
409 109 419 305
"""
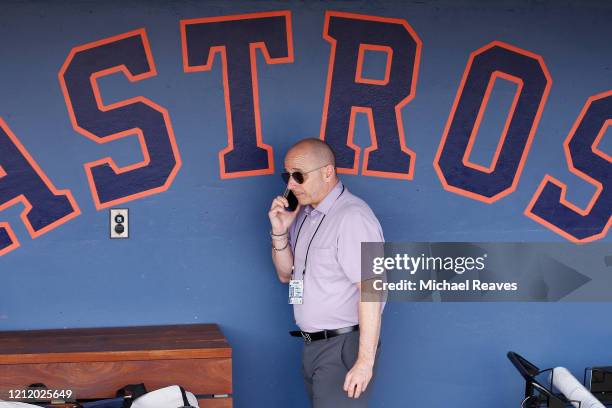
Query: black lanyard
293 185 345 278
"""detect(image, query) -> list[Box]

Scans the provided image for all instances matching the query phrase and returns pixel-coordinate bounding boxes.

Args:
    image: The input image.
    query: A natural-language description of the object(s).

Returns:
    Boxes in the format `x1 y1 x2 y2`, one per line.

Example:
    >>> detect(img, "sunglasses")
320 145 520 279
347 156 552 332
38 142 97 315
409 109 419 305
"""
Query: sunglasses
281 164 331 184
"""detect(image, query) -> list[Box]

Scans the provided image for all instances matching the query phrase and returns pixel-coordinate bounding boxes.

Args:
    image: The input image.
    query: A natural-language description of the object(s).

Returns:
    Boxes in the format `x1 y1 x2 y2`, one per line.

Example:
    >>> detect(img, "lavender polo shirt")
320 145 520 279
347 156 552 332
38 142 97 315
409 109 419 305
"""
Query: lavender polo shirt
288 180 384 333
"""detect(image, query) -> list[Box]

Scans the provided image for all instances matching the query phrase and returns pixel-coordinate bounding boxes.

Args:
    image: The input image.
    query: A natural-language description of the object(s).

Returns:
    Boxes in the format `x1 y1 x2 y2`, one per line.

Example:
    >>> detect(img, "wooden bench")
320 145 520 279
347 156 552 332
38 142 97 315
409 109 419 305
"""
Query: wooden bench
0 324 232 407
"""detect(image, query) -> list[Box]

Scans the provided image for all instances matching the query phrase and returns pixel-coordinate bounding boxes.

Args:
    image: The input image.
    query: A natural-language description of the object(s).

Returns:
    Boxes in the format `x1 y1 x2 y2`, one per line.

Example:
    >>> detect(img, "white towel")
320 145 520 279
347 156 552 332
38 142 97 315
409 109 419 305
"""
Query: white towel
131 385 199 408
551 366 604 408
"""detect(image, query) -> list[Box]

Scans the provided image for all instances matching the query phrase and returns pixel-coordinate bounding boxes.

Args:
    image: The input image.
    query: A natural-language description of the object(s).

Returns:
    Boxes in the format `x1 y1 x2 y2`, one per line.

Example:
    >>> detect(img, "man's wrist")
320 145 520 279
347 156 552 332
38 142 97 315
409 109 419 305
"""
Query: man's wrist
272 240 289 252
270 229 288 237
356 355 375 368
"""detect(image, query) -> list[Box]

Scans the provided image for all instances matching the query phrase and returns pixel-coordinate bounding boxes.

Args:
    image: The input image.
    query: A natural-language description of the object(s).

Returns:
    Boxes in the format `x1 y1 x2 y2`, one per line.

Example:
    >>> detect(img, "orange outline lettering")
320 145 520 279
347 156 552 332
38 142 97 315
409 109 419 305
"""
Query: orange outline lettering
354 44 393 86
434 41 551 203
58 28 182 210
320 11 421 180
0 118 81 256
181 11 294 179
525 90 612 243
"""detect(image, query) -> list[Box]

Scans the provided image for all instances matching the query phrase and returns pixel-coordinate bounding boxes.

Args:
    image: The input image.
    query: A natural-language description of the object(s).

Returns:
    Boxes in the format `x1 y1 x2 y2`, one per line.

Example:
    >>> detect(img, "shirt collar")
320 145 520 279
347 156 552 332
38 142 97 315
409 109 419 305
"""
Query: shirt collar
304 180 343 216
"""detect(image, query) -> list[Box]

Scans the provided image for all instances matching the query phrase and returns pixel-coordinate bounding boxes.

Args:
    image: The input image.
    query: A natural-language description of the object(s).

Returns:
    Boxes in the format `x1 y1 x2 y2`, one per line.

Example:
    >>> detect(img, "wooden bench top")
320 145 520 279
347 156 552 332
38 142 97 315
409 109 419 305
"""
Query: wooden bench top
0 324 232 364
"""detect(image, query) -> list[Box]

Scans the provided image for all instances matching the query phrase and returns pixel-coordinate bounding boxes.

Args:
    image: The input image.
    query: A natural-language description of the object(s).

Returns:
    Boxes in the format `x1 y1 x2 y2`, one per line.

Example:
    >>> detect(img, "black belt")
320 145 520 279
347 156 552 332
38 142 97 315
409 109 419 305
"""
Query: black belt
289 325 359 343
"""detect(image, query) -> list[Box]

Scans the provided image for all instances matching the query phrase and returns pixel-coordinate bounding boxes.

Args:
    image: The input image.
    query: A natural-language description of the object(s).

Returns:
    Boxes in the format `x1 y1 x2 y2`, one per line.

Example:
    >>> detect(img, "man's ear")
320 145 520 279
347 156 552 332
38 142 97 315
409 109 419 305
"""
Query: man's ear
324 164 334 181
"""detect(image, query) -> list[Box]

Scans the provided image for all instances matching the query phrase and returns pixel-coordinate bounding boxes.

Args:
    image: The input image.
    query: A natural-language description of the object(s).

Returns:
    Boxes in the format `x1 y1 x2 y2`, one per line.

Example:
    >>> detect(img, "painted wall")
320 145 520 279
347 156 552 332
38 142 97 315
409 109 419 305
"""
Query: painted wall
1 1 611 406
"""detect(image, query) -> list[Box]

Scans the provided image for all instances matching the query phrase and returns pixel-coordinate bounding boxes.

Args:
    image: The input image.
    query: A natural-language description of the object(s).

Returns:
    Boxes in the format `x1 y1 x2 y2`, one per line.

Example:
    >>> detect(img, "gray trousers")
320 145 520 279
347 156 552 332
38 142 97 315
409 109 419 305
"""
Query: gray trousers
301 331 379 407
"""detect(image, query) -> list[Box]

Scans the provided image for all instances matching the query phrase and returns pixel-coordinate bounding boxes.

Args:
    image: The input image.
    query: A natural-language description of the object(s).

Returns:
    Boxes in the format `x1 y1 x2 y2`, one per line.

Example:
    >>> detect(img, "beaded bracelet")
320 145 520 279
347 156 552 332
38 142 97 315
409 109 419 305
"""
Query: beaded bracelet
272 241 289 251
270 229 288 237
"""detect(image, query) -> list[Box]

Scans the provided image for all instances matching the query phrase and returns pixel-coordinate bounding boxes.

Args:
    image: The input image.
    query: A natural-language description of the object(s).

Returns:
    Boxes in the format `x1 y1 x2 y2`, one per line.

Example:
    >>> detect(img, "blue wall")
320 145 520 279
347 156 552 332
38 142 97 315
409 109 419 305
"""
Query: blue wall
1 1 611 406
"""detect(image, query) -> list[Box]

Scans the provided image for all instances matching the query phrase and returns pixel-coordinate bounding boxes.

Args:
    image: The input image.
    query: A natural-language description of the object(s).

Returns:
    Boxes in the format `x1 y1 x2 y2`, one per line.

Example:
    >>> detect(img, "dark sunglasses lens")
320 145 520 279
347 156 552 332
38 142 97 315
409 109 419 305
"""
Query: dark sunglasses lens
293 172 304 184
281 172 305 184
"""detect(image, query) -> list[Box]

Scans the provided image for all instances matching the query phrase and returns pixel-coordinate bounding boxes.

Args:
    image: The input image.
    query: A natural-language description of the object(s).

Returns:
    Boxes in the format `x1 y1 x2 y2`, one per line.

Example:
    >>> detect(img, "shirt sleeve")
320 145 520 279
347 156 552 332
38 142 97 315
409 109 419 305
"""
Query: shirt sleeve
337 206 384 283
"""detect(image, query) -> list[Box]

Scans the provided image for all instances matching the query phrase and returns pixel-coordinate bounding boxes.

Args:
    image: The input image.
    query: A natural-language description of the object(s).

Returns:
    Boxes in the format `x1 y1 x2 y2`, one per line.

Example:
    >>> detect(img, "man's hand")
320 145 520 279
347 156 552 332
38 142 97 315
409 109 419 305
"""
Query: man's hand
268 195 300 234
269 194 299 282
343 358 374 399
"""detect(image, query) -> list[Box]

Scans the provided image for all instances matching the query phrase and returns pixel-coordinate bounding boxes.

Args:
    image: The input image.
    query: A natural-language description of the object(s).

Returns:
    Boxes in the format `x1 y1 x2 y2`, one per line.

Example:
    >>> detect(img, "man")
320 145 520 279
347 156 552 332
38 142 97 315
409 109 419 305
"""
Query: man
268 138 384 407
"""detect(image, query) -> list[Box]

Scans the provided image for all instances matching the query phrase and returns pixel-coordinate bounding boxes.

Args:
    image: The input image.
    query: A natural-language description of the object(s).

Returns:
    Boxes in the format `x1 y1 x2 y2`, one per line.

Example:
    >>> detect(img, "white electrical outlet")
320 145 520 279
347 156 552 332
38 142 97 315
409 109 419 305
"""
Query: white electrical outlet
110 208 129 239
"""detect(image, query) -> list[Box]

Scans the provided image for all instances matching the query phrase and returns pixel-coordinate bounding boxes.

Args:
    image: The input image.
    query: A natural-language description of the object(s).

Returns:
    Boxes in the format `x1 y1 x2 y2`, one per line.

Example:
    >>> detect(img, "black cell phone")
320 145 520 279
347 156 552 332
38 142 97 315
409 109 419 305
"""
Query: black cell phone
283 187 299 212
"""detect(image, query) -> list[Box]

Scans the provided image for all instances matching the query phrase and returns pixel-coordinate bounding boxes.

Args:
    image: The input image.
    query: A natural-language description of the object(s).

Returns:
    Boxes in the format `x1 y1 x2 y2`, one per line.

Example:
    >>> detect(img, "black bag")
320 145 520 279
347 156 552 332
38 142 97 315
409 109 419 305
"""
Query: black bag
80 383 147 408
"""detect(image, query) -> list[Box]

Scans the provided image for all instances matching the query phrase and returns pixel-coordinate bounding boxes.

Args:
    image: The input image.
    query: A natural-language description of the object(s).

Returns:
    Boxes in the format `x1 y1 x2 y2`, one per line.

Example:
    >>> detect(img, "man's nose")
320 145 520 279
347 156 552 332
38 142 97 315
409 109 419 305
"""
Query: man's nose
287 175 299 189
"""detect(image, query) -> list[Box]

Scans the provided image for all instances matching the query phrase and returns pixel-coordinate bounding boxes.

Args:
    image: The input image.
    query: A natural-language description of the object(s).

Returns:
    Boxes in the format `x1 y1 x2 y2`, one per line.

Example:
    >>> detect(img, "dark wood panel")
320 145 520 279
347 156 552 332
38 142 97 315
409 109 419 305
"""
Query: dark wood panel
0 358 232 398
0 348 232 365
0 324 231 364
198 397 233 408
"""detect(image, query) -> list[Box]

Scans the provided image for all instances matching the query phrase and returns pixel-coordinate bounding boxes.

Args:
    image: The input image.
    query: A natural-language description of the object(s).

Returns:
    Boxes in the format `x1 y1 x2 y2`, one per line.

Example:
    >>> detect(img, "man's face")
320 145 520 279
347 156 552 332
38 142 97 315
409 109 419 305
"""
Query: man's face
284 147 328 206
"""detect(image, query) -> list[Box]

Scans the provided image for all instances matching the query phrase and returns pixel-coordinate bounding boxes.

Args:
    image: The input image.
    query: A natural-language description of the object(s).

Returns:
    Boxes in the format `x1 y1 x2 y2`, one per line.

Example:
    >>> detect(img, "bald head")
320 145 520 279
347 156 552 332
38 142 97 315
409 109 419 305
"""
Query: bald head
287 138 336 168
284 138 338 208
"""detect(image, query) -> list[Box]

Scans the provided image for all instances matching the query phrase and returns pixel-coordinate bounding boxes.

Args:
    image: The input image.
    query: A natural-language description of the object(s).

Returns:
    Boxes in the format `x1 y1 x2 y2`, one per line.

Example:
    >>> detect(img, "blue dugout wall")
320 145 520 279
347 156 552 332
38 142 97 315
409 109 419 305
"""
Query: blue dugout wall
1 1 611 406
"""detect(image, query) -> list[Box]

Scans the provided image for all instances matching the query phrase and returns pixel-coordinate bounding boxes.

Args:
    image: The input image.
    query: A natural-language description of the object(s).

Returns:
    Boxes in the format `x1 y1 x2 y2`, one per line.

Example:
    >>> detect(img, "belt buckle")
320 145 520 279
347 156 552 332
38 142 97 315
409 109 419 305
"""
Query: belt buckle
301 332 312 343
